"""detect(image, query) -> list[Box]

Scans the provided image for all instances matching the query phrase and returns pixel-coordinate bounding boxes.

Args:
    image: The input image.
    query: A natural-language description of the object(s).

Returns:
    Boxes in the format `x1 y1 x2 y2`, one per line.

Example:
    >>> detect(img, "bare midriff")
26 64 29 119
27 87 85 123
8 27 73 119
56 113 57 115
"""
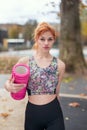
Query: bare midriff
28 94 57 105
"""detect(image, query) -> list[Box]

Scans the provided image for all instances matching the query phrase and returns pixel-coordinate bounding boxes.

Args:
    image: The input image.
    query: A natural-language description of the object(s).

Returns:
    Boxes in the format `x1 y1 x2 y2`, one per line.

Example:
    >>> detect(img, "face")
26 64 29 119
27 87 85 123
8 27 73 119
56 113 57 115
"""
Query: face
36 31 55 52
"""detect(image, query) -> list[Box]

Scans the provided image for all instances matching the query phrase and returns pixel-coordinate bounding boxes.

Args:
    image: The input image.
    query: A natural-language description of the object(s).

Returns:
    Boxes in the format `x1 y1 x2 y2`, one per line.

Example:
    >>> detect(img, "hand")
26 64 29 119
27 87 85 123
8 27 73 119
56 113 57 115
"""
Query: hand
4 76 26 93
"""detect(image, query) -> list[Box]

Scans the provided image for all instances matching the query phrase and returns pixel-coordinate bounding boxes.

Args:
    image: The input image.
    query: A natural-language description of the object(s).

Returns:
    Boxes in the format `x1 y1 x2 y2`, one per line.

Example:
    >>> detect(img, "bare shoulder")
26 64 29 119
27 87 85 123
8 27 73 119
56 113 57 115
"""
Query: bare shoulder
57 58 66 73
17 56 29 65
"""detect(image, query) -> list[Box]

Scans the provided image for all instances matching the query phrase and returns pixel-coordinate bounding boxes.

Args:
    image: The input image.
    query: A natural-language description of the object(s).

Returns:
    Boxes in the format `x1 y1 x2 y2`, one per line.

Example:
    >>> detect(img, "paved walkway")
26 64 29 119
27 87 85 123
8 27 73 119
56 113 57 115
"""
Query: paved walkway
60 97 87 130
60 75 87 130
0 74 87 130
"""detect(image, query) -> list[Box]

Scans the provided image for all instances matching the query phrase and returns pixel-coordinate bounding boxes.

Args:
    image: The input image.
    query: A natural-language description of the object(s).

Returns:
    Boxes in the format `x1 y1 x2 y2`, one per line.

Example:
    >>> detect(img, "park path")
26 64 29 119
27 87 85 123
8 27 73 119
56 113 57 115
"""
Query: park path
0 74 87 130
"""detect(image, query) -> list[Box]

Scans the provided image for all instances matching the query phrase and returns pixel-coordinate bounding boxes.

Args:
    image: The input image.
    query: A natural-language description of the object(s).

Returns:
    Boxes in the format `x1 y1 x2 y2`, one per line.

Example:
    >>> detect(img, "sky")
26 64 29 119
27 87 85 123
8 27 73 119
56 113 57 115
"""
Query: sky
0 0 61 25
0 0 87 25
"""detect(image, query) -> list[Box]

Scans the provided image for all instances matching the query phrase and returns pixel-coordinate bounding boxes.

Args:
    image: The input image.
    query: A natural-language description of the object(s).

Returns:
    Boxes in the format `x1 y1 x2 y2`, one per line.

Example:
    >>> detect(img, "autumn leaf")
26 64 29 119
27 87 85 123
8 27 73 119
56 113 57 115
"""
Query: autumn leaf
0 113 10 118
63 77 73 83
68 102 80 107
8 109 14 112
1 98 8 102
79 93 87 97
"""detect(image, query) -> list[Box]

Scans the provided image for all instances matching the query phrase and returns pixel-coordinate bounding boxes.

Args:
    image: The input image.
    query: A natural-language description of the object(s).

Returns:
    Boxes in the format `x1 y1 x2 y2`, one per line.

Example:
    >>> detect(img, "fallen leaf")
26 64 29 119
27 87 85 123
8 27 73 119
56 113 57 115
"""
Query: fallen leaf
0 113 10 118
79 93 87 97
8 109 13 112
63 77 73 83
1 98 7 102
68 102 80 107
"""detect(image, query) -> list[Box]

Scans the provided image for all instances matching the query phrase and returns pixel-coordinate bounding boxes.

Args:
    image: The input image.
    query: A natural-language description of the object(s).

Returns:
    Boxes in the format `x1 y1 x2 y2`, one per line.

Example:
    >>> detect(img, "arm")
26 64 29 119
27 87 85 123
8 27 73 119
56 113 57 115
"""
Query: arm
56 59 65 100
4 56 29 93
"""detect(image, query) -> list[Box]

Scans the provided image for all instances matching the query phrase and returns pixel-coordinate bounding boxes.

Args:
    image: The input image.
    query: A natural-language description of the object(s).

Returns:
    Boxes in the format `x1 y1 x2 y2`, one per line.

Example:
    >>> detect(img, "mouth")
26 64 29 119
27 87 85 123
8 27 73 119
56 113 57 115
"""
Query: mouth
43 47 50 49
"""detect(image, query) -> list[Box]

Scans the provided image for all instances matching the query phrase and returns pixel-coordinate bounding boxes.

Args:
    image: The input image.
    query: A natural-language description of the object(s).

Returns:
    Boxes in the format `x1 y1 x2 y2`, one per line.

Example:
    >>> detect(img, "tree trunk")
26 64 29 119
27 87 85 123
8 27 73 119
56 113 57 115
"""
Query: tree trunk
59 0 87 73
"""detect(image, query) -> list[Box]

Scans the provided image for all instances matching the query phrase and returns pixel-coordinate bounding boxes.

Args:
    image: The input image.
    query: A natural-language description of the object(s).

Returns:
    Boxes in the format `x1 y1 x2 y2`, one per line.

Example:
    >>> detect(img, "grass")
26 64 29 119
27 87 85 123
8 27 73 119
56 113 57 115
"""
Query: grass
0 56 87 78
0 56 19 74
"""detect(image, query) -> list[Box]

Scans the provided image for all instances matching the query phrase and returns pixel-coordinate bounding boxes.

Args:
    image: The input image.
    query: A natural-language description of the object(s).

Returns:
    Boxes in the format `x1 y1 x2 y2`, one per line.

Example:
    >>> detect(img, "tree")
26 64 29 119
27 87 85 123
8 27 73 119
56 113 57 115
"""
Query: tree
23 20 37 41
59 0 87 73
8 25 22 38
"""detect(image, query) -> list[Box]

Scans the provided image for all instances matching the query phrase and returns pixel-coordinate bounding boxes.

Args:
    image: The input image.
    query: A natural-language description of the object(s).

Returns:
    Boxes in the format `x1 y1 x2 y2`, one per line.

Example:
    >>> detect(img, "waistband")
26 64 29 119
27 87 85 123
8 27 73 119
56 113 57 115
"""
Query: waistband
27 96 59 108
27 88 56 95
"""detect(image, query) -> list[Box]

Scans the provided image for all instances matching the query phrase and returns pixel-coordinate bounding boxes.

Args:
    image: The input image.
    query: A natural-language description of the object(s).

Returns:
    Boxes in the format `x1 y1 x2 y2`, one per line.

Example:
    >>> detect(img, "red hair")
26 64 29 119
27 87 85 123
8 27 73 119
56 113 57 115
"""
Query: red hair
33 22 57 49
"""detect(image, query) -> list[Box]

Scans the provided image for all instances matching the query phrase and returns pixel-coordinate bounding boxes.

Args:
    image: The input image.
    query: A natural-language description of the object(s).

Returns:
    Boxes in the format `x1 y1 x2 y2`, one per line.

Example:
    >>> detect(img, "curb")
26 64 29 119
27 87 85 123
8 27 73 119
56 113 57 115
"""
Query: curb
60 93 87 99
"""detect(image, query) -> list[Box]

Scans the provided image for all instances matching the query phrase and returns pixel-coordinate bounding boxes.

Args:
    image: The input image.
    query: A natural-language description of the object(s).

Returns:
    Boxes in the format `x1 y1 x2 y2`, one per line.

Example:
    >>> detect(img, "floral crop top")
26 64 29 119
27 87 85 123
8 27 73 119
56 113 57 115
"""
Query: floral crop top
27 56 59 95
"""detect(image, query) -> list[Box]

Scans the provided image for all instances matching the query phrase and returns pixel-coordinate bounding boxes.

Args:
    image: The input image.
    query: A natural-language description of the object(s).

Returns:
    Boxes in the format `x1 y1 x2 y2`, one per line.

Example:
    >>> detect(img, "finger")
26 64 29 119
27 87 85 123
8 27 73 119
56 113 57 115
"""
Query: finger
12 84 25 93
8 75 13 82
11 77 15 82
10 77 15 84
14 83 26 88
11 84 19 93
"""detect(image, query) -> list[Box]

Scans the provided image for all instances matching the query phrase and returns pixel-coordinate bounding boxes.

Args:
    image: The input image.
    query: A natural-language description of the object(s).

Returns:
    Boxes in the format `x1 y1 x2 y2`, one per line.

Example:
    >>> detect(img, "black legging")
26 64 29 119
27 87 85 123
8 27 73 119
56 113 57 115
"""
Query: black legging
25 97 65 130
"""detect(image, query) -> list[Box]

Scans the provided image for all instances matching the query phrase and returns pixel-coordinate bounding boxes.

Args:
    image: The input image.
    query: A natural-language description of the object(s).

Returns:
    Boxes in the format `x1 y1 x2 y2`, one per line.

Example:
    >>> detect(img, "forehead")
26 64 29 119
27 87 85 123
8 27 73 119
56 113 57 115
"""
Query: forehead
39 31 54 38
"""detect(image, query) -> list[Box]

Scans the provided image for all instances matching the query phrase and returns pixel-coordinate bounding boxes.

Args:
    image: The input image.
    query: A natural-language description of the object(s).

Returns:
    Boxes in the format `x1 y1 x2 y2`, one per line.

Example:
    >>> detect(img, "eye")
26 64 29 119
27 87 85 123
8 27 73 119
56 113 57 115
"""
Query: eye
40 38 45 41
48 38 53 41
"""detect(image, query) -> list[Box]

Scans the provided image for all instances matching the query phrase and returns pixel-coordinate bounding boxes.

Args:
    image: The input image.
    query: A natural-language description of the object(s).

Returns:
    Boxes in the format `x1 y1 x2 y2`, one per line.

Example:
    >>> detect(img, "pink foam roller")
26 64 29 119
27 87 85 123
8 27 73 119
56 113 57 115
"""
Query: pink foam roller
11 64 30 100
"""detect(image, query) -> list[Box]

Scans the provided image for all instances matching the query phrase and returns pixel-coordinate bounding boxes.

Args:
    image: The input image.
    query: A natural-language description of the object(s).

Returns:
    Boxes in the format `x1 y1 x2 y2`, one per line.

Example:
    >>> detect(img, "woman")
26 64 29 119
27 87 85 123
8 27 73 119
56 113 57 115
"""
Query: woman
5 22 65 130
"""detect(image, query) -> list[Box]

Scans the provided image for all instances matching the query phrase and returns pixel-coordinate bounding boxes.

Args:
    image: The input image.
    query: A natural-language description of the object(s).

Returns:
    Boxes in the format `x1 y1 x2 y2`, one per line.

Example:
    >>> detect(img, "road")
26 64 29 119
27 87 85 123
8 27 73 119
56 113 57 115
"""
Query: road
0 74 87 130
0 48 87 57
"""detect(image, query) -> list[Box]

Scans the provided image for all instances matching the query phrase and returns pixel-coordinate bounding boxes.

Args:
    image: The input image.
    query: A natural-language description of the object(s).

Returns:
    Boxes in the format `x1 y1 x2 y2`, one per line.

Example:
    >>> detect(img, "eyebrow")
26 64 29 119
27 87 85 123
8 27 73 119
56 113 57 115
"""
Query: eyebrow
40 36 54 39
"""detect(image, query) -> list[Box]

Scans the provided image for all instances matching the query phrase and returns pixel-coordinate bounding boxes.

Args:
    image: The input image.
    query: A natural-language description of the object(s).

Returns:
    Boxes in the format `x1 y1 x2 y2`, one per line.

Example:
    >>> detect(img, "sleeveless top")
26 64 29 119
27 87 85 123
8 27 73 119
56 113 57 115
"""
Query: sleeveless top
27 56 59 95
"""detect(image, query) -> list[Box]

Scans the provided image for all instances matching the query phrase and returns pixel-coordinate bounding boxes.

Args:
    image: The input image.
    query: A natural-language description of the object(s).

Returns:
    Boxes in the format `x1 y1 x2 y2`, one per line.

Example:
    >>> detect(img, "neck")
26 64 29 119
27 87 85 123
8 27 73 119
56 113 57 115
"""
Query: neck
35 50 51 59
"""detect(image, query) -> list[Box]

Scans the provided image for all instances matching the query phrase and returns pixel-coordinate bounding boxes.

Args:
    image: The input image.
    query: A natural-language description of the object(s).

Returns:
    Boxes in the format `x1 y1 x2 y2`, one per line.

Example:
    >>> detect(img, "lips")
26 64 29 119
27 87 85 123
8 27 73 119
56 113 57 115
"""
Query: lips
43 47 49 49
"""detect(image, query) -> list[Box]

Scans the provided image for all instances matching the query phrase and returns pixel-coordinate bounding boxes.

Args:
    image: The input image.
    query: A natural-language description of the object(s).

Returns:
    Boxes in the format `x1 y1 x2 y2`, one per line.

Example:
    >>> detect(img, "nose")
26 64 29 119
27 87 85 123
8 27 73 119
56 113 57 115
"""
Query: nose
44 40 48 46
